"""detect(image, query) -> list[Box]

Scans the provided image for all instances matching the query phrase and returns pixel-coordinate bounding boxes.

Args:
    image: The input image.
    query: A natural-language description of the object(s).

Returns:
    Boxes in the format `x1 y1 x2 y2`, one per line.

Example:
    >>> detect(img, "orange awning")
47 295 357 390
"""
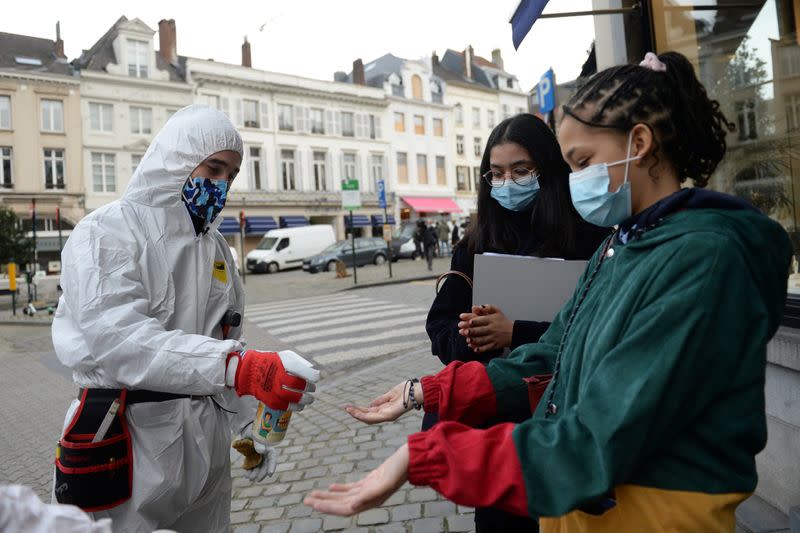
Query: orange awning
402 196 461 214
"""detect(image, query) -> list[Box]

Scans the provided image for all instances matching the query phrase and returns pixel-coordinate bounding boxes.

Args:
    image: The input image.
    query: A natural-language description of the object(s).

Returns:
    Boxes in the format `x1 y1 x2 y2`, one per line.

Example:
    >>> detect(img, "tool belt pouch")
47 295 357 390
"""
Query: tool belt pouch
523 374 553 413
55 389 132 512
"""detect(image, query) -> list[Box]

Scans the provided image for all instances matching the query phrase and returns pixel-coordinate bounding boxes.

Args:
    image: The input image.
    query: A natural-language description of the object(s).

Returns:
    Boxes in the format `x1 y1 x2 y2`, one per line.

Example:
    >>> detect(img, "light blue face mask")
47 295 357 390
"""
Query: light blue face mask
568 131 640 227
490 176 540 211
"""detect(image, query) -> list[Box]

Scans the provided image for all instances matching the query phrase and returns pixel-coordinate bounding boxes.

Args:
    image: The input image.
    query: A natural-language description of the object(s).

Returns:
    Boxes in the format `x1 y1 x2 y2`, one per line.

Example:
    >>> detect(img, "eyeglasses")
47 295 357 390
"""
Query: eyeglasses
482 167 538 188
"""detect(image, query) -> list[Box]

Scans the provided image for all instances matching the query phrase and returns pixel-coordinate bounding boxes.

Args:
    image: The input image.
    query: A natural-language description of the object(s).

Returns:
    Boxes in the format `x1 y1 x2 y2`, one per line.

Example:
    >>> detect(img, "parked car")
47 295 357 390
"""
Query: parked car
390 223 421 260
246 225 336 274
303 238 390 273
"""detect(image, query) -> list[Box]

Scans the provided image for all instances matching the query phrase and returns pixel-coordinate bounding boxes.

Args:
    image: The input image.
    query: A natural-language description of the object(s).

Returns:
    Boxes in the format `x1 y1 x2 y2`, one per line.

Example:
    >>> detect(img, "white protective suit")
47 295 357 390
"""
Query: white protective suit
0 485 112 533
52 105 258 532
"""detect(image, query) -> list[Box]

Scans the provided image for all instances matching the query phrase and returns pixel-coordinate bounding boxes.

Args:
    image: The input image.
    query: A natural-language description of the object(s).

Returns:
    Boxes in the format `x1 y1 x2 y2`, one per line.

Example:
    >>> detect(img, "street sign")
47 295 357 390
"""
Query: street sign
376 179 387 209
537 68 555 114
341 179 361 210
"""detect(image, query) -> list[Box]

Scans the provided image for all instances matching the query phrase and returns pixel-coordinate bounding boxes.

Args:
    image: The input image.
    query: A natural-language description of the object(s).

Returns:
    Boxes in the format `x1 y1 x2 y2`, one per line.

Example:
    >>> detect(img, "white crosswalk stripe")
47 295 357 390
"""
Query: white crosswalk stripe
244 293 429 366
248 300 400 325
245 294 363 315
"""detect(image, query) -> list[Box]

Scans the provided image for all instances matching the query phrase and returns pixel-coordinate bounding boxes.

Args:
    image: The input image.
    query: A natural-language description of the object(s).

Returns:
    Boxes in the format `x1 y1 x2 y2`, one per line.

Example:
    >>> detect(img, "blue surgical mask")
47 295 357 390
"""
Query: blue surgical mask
181 176 229 225
490 176 540 211
568 131 640 227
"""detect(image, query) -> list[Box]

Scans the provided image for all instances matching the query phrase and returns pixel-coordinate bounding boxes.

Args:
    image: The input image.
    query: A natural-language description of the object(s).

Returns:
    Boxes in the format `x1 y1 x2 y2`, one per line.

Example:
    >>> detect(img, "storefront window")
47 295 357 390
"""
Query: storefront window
652 0 799 258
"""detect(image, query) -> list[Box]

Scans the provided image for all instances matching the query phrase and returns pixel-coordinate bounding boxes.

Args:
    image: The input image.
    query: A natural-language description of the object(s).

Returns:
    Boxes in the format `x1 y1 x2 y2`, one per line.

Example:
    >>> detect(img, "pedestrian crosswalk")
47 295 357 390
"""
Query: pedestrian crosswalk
244 293 429 366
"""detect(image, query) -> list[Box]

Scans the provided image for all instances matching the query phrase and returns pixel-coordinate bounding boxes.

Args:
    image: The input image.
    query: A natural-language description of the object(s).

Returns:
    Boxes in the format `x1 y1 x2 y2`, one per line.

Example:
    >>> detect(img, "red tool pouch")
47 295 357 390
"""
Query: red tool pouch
54 389 132 512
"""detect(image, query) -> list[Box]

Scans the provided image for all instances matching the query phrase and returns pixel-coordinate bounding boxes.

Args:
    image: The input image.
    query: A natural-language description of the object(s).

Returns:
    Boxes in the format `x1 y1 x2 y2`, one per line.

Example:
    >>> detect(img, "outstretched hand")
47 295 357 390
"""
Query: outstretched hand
344 381 420 425
304 444 409 516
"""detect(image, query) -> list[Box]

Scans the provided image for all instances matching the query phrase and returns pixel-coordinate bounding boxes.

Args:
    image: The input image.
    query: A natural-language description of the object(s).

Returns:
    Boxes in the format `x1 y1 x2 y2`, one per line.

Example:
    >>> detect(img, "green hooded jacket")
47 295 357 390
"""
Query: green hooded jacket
486 206 792 530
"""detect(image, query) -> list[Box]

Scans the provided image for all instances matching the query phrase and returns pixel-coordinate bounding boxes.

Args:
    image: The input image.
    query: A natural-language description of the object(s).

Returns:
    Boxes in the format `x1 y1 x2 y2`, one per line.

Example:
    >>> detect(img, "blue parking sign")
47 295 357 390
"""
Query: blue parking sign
538 68 555 114
377 179 387 209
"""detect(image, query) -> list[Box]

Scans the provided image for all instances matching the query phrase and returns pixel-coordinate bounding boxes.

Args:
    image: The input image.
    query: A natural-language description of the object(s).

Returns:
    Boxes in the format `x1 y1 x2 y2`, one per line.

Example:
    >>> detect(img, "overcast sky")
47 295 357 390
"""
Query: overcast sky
3 0 596 91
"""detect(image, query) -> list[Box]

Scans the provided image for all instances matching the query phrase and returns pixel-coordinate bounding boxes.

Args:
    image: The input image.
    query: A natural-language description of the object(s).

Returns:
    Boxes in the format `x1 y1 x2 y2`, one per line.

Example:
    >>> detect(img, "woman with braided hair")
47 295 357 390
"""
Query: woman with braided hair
305 51 792 532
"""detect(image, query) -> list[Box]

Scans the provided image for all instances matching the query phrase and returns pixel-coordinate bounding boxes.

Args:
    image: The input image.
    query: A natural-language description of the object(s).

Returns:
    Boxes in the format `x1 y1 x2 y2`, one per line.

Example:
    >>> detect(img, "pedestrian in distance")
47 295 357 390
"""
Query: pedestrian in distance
437 219 451 256
305 51 792 533
451 223 460 248
417 219 438 271
422 112 610 532
51 105 319 532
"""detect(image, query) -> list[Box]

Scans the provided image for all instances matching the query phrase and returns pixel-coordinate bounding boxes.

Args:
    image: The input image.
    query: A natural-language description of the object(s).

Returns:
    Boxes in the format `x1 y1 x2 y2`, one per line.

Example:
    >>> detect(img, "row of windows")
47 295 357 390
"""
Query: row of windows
246 147 387 192
393 113 445 137
456 135 483 157
0 96 177 135
0 147 67 190
395 152 447 186
202 95 385 140
0 147 144 193
453 103 526 129
456 165 483 193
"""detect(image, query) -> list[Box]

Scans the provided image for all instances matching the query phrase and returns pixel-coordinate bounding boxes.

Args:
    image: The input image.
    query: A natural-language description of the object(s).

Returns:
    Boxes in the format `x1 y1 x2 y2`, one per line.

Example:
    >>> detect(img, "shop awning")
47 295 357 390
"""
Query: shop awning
402 196 461 214
345 214 371 227
246 216 278 235
279 216 310 228
218 217 241 235
370 215 397 225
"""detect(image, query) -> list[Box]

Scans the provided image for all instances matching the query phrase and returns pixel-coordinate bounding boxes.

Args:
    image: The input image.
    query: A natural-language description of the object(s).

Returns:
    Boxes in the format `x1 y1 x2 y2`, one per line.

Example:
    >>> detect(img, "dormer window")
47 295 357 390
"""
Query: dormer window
127 40 149 78
388 73 403 97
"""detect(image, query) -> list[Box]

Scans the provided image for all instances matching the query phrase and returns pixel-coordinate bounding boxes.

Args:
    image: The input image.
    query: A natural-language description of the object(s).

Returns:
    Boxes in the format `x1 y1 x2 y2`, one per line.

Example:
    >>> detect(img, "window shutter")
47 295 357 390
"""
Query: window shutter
276 147 283 190
325 151 332 190
339 152 345 181
260 102 269 129
334 111 341 136
295 149 303 191
325 109 334 135
235 99 243 127
221 97 230 119
375 116 383 139
294 106 302 132
355 153 362 185
307 150 315 190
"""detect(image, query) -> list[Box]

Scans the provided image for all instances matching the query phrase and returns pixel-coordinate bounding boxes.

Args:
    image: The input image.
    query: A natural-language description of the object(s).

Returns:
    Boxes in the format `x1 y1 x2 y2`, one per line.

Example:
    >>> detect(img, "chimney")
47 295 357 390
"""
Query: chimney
352 58 365 85
54 22 65 59
464 45 474 80
431 51 439 67
241 36 252 67
158 19 177 65
491 48 504 70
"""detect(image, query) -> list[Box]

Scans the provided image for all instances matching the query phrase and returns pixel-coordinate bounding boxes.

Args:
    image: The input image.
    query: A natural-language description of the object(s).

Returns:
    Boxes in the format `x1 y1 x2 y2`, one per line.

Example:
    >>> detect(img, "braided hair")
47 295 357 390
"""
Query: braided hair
562 51 735 187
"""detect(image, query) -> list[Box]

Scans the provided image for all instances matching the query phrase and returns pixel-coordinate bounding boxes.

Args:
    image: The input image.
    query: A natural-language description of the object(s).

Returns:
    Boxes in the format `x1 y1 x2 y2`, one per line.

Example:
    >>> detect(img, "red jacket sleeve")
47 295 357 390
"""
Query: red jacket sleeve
407 421 528 516
420 360 497 427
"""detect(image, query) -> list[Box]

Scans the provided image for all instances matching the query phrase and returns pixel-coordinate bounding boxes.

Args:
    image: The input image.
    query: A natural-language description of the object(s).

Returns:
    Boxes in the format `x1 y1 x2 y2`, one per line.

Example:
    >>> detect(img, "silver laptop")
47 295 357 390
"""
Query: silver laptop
472 253 587 323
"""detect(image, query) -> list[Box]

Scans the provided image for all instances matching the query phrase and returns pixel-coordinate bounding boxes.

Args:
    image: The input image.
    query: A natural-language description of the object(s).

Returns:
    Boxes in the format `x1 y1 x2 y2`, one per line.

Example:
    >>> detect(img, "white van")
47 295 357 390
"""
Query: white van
246 225 336 274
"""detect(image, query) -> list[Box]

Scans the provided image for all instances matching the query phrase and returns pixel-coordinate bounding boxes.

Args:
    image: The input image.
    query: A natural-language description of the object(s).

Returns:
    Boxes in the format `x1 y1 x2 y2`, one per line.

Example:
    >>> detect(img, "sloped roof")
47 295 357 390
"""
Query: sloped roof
73 16 185 81
0 32 74 77
439 49 493 89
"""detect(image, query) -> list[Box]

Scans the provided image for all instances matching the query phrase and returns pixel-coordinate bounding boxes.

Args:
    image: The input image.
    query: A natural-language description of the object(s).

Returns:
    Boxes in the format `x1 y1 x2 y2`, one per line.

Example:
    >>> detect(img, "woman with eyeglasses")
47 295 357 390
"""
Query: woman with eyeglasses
423 113 609 532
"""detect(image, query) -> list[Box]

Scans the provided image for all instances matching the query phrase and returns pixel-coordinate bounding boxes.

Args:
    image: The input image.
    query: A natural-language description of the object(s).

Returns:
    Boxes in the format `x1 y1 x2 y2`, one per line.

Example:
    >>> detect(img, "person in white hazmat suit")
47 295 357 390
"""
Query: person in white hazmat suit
51 104 319 532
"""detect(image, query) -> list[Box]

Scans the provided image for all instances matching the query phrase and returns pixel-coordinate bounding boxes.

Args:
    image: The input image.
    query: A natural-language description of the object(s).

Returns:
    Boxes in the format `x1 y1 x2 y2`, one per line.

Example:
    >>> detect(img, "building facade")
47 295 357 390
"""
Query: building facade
341 54 456 226
187 51 392 252
73 17 193 213
434 46 528 218
0 27 82 271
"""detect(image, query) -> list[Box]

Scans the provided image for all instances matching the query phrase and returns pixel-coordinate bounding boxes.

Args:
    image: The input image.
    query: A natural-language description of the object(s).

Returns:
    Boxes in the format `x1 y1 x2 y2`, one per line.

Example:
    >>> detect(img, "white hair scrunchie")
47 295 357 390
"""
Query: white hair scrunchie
640 52 667 72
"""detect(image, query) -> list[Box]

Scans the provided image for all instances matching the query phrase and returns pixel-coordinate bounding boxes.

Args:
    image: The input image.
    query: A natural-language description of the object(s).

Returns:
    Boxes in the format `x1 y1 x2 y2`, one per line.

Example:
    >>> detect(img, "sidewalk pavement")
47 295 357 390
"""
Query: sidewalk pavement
228 345 476 533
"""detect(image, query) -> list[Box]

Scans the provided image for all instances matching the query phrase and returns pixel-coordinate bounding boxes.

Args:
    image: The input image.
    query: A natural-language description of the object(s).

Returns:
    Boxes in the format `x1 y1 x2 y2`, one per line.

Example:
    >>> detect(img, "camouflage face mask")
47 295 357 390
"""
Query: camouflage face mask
181 176 229 225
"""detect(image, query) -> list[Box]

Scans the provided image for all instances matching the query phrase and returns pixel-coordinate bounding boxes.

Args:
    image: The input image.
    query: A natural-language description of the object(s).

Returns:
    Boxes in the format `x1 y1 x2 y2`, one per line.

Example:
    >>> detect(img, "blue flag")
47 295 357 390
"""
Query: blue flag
510 0 551 50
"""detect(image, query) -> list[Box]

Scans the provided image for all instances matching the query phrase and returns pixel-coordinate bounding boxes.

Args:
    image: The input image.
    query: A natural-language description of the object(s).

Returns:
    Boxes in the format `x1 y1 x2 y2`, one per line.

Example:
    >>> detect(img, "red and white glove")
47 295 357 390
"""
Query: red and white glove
226 349 319 411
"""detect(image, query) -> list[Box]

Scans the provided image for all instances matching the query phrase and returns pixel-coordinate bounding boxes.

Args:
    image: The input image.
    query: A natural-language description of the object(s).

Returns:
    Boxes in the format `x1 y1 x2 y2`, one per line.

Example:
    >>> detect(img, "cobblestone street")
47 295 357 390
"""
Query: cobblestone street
0 273 477 532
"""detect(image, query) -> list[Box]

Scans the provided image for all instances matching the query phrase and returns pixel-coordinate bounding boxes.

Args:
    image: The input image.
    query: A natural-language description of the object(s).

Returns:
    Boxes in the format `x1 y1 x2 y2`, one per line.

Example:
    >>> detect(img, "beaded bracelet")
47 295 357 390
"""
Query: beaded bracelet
408 378 421 410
